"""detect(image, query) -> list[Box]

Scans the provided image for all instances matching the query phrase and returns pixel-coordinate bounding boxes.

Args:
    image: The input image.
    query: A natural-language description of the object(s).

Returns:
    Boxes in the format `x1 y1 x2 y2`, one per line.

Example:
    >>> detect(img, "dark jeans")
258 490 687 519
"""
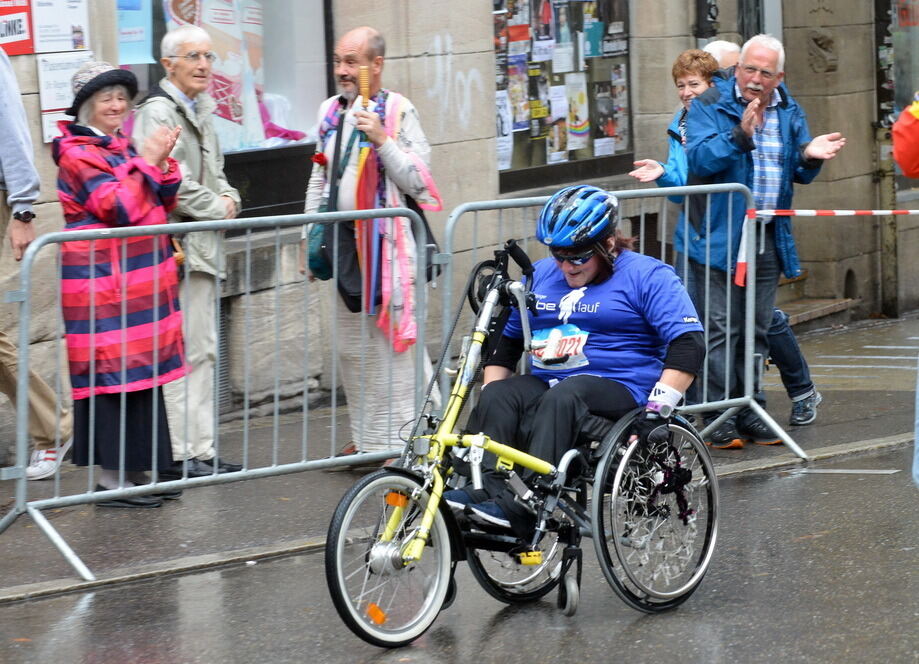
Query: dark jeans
766 308 815 400
677 224 781 426
466 374 638 535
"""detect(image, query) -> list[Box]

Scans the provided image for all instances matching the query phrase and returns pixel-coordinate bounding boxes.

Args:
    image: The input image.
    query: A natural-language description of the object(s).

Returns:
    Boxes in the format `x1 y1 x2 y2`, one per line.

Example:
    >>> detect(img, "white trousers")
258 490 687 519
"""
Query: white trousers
163 272 217 461
327 292 438 453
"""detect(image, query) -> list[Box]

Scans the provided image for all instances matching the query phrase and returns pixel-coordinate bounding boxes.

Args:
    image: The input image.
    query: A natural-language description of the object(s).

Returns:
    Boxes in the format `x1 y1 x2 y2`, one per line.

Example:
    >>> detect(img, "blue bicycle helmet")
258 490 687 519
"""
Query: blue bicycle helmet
536 185 619 248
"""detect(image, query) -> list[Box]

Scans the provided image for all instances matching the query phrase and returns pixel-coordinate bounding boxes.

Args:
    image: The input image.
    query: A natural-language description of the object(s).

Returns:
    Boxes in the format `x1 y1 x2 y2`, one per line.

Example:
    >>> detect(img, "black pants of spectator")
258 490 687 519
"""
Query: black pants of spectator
466 374 637 536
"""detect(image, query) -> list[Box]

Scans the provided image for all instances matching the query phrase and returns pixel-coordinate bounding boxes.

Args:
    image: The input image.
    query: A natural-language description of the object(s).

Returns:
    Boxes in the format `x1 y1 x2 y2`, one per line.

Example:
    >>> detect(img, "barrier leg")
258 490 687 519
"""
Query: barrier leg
745 400 809 461
0 506 22 536
26 504 96 581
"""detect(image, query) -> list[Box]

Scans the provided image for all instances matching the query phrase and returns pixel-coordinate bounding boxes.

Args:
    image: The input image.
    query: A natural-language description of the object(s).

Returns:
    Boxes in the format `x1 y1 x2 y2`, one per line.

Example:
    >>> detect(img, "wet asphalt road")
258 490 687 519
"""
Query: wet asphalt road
2 445 916 664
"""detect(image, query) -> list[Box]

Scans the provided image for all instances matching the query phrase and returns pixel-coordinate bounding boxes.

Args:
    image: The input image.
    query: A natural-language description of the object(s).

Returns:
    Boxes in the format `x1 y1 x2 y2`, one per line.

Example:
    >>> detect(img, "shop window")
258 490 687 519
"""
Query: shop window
494 0 632 192
122 0 327 152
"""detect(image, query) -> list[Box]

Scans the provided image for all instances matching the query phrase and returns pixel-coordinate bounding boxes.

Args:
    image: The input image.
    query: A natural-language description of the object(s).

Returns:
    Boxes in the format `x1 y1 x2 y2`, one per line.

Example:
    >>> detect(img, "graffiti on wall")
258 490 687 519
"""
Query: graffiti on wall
423 33 485 132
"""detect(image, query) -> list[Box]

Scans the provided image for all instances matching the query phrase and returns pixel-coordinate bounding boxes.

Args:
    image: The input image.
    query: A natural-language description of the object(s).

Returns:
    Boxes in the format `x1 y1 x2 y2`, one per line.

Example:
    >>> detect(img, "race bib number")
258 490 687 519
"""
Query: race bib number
531 324 589 371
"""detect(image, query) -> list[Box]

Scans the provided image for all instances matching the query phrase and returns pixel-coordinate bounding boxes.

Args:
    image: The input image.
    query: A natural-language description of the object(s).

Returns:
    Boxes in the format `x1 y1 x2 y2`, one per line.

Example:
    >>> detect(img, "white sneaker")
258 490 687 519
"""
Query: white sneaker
26 438 73 480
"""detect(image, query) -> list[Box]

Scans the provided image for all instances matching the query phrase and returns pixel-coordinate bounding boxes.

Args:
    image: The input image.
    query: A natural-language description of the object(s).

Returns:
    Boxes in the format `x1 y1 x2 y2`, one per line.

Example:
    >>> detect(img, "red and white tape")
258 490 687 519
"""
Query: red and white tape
749 208 919 217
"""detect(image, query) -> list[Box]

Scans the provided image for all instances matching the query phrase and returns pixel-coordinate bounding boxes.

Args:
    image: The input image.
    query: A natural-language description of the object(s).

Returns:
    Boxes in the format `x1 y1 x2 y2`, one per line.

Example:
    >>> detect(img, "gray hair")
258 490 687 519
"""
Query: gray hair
740 34 785 73
161 24 212 58
703 40 740 64
77 85 133 126
367 29 385 59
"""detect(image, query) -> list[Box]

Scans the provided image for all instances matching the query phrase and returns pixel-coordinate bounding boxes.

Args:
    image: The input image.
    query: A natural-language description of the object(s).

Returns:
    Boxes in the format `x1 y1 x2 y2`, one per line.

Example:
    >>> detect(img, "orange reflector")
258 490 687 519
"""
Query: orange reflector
367 602 387 625
386 491 409 507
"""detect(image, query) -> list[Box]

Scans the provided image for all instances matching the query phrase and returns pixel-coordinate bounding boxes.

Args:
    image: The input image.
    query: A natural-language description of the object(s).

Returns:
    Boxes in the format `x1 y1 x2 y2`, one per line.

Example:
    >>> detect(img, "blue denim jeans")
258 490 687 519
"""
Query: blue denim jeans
677 225 780 424
767 308 815 400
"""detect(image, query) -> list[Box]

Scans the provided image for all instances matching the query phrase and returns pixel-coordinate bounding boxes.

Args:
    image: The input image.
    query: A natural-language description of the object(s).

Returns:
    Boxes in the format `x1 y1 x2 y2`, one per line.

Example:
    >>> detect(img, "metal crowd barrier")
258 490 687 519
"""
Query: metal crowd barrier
439 183 808 460
0 208 431 580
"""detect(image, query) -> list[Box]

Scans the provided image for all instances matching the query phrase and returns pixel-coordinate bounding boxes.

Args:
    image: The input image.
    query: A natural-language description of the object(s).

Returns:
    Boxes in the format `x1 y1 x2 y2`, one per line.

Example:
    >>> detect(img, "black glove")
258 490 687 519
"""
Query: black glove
631 409 672 445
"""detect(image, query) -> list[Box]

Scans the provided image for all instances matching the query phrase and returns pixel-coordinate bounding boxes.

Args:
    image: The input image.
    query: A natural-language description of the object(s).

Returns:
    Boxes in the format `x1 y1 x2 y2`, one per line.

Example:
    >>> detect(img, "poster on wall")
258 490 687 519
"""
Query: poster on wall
506 0 529 26
496 90 513 170
546 83 567 163
581 2 604 58
0 1 34 55
527 60 549 139
118 0 154 64
163 0 265 151
493 7 508 90
36 49 94 141
31 0 90 53
507 53 529 131
565 71 589 150
530 0 553 62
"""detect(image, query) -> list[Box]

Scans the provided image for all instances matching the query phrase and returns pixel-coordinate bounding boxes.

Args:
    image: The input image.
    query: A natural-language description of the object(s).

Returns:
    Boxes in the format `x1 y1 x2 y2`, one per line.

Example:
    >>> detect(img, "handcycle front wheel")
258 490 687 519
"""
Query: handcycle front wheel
325 470 453 648
466 536 564 604
591 416 719 613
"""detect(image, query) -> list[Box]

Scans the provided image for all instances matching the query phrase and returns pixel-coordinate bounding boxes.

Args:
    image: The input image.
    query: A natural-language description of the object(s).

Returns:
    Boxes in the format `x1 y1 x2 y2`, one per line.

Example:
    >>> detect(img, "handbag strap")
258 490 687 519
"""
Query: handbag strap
326 106 347 212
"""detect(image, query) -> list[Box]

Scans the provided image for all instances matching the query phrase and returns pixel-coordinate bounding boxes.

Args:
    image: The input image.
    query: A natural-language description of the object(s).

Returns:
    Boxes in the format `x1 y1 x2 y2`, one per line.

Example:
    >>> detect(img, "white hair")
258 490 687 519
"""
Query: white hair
77 85 132 126
703 40 741 65
740 34 785 73
161 24 212 58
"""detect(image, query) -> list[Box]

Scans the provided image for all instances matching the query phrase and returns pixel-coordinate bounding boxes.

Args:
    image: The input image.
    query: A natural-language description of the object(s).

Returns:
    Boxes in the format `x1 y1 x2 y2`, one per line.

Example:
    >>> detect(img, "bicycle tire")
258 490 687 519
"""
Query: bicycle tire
591 418 719 613
466 536 563 603
325 470 453 648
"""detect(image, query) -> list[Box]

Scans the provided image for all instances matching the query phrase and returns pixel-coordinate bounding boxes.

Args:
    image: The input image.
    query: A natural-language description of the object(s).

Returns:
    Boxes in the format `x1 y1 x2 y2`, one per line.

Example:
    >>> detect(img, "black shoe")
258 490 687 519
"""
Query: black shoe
704 421 744 449
94 485 163 508
202 457 243 473
158 458 217 479
737 418 781 445
151 487 183 500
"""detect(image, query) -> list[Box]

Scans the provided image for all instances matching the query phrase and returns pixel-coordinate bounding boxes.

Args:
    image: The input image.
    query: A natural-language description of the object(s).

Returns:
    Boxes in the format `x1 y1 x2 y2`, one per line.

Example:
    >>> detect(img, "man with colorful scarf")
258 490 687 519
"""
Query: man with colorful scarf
299 26 442 456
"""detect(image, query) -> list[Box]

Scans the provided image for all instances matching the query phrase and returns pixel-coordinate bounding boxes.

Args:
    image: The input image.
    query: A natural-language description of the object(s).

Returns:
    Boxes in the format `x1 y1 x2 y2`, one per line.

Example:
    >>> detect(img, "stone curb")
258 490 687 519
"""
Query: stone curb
0 434 912 605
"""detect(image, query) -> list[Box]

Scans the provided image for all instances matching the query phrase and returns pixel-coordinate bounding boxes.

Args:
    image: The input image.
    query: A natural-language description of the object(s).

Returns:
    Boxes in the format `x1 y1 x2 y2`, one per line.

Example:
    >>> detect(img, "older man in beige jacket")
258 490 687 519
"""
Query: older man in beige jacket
132 24 242 478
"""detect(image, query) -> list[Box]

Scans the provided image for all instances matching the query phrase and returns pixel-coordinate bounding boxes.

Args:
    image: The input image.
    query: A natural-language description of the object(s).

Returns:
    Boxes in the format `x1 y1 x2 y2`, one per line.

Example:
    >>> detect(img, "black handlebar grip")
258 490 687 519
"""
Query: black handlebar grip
505 239 534 278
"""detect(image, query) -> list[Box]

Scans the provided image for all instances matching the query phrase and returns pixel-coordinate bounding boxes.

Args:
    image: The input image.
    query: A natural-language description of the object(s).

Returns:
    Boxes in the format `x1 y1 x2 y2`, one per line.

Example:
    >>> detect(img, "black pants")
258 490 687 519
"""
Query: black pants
466 374 637 534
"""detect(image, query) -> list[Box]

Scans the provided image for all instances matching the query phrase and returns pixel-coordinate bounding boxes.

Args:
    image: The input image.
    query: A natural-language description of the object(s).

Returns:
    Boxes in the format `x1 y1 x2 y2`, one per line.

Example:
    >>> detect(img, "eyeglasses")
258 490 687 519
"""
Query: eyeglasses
169 50 217 63
739 64 778 80
550 247 596 265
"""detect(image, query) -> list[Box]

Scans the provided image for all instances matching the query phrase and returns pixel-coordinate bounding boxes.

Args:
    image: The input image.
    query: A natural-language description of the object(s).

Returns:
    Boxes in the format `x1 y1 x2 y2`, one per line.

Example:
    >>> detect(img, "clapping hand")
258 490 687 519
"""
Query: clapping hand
141 126 182 170
628 159 665 183
804 132 846 161
740 98 763 137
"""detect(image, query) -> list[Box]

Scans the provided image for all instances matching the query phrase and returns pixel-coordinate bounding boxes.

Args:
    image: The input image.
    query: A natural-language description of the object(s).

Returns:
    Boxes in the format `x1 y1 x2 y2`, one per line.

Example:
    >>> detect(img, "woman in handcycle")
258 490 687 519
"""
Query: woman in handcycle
445 184 705 539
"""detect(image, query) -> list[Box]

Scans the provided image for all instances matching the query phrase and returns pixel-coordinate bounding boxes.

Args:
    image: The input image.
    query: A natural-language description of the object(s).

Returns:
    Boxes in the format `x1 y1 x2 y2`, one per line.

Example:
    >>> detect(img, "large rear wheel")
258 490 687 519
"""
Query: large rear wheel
592 419 718 613
325 471 453 647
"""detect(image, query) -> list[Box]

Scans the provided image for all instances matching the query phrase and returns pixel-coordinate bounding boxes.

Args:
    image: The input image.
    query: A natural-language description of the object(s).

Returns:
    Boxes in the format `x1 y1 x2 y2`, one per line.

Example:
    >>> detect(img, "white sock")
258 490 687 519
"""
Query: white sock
98 469 135 490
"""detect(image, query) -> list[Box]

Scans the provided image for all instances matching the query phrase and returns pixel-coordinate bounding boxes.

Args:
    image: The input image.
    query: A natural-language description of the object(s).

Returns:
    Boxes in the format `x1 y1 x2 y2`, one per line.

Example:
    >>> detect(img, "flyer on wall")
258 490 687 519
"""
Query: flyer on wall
507 53 530 131
565 71 589 150
36 49 94 141
530 0 554 62
581 1 604 58
494 7 508 89
528 60 550 139
0 1 34 55
547 84 568 163
31 0 90 53
496 89 513 170
118 0 154 64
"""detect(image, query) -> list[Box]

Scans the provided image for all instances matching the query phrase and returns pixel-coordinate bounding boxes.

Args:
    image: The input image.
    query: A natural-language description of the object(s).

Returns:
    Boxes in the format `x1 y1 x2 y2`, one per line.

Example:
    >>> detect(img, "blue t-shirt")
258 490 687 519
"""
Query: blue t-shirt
503 250 703 404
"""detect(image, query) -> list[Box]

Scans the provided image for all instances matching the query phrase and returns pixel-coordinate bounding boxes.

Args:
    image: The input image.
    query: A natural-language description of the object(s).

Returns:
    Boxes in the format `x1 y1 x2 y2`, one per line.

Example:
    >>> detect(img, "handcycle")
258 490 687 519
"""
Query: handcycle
325 239 719 648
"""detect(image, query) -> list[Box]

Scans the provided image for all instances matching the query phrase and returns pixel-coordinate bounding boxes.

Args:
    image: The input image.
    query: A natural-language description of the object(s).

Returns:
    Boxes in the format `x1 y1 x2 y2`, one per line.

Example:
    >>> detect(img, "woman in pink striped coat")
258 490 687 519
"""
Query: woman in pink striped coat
53 62 185 508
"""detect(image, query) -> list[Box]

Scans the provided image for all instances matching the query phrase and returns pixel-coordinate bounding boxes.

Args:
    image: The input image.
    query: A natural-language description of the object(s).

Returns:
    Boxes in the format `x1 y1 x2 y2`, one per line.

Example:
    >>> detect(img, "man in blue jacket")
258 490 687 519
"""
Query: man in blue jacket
681 34 845 447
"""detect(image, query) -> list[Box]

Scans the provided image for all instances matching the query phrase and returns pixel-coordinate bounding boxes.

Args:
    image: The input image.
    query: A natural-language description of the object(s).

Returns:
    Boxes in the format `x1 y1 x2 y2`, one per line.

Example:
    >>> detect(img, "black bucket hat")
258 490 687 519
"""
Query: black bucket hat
66 61 138 117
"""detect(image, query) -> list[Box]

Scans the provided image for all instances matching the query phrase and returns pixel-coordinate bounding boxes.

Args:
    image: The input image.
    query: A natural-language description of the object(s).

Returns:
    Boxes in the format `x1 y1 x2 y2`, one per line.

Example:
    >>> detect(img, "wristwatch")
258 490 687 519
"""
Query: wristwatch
13 210 35 223
645 401 674 418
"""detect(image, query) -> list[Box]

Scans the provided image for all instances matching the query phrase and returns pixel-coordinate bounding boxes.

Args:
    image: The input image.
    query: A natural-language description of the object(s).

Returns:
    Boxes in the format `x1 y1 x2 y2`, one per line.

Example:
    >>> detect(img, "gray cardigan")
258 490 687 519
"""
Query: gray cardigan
0 49 40 215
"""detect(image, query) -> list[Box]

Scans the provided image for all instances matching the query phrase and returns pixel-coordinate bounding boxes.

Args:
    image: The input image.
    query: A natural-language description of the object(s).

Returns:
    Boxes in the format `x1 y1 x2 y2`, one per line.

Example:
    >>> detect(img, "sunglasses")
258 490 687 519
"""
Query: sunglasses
550 247 596 265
